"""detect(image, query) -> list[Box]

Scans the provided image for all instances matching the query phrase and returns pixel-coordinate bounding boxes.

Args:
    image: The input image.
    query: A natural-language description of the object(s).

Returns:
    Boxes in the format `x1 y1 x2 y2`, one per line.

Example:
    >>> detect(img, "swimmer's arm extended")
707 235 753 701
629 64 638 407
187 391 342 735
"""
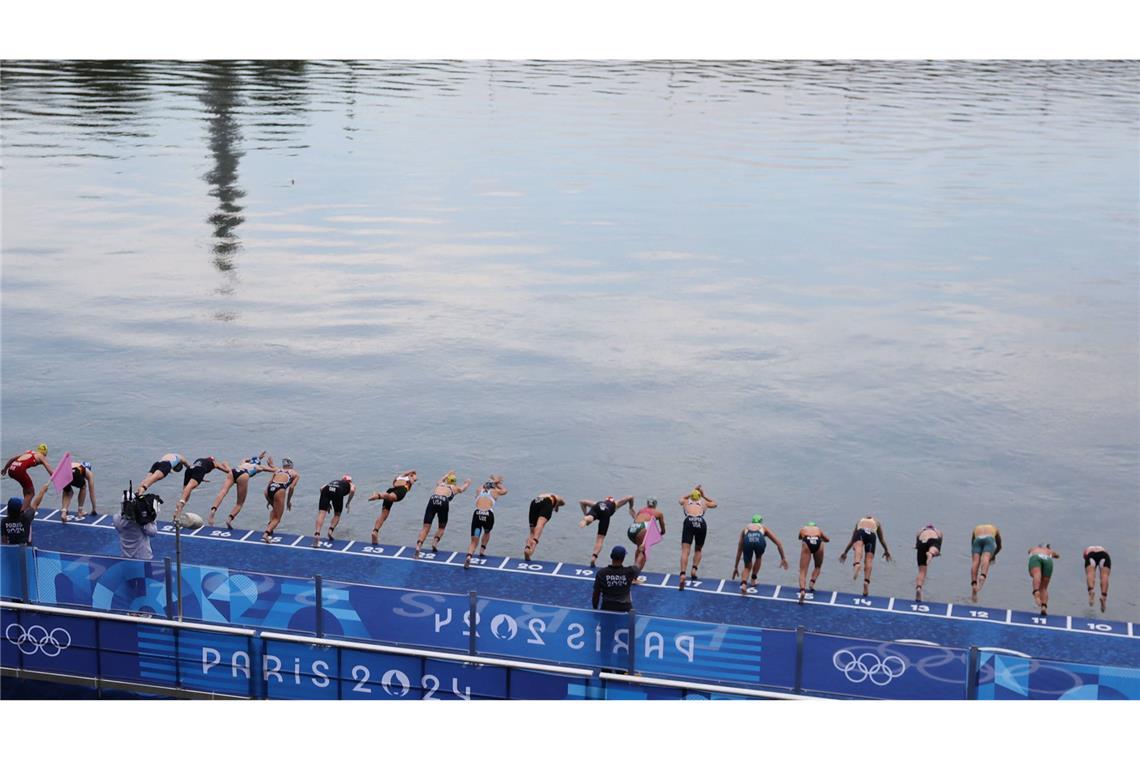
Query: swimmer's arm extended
732 532 745 578
29 483 51 510
820 531 831 543
616 495 634 509
768 529 789 568
344 484 356 513
656 511 666 535
37 452 55 476
551 494 564 510
578 500 593 514
839 527 859 560
628 503 637 520
454 478 472 494
286 472 300 510
993 531 1002 557
877 524 891 560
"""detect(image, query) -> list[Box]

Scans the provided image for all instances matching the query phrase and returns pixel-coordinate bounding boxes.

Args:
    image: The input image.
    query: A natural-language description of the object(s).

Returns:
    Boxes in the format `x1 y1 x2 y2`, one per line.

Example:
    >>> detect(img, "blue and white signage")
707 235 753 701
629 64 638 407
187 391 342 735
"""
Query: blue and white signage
800 633 968 699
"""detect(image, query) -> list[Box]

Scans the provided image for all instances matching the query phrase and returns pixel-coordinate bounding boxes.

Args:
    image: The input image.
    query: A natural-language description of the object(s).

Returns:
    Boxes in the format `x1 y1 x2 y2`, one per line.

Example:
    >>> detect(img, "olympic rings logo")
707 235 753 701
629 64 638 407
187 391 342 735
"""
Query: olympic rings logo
832 648 906 685
5 623 72 657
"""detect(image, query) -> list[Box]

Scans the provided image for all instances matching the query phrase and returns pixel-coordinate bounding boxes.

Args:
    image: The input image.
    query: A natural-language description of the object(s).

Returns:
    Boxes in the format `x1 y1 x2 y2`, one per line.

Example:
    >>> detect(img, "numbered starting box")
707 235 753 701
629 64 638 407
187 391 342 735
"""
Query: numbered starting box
1009 610 1069 629
833 592 891 610
346 542 407 559
554 563 598 580
1069 617 1130 637
894 600 950 618
950 604 1006 623
181 525 252 543
775 586 831 604
444 552 500 568
501 558 559 575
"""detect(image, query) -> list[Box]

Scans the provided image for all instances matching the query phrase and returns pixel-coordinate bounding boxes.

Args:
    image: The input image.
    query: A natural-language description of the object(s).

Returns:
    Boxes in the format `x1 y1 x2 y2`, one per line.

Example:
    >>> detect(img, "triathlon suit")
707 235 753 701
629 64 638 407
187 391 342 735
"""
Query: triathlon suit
742 527 767 565
381 477 411 512
801 531 823 554
627 508 655 543
148 454 184 477
528 495 556 528
971 525 998 556
916 532 943 567
1027 550 1054 578
587 499 616 536
63 464 87 494
423 487 456 527
1084 546 1112 569
6 452 38 491
593 564 640 611
232 458 263 482
855 521 877 555
184 457 217 486
680 500 708 549
470 488 496 536
319 478 352 515
265 470 295 504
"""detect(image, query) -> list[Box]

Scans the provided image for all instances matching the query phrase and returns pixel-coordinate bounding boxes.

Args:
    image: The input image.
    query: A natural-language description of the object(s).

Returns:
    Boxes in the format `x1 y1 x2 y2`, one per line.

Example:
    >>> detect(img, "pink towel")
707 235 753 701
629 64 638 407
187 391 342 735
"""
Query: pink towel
642 518 663 559
50 452 74 492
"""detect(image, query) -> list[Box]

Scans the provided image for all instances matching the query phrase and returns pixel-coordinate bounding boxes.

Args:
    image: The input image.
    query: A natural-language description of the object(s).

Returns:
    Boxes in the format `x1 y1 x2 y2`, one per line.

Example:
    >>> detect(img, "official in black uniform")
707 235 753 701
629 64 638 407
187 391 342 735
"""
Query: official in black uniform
592 545 642 612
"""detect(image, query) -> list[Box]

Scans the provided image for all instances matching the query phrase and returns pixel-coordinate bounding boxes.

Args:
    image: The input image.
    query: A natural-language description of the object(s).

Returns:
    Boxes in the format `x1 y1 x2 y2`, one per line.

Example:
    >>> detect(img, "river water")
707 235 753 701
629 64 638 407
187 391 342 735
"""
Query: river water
2 60 1136 619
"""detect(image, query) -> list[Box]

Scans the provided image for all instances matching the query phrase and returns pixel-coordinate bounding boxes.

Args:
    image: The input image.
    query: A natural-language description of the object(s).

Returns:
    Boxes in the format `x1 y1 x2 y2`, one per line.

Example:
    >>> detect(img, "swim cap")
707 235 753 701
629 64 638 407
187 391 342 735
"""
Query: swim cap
282 458 294 469
806 521 817 527
752 514 763 524
36 443 48 455
81 461 93 471
646 498 657 508
691 489 702 500
249 456 261 465
925 524 935 530
610 545 627 560
446 474 456 484
343 474 352 482
484 481 495 490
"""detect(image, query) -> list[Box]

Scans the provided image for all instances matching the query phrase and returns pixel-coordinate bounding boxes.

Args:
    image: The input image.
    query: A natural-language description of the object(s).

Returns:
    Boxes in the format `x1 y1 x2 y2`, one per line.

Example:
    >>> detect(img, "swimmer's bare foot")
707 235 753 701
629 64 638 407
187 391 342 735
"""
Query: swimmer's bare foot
261 531 272 543
77 510 87 519
915 585 923 602
691 567 699 581
370 529 379 546
740 581 748 595
808 578 817 592
414 540 423 557
312 533 321 548
798 588 806 605
852 563 860 580
208 507 217 526
431 539 440 553
862 580 870 597
1100 594 1107 613
970 581 978 603
463 553 472 569
1088 587 1095 607
60 511 68 523
678 572 687 591
589 553 597 568
225 514 236 530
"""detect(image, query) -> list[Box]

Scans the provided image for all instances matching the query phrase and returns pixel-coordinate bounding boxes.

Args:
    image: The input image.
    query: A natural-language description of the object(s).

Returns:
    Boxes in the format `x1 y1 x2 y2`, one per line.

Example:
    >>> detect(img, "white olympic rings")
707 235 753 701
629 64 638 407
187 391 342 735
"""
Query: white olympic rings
832 648 906 685
5 623 72 657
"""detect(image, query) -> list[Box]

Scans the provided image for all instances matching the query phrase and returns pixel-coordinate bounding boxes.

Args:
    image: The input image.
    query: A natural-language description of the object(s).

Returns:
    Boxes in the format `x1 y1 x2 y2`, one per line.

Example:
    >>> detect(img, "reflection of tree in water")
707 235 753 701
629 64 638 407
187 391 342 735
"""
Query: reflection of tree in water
199 61 246 288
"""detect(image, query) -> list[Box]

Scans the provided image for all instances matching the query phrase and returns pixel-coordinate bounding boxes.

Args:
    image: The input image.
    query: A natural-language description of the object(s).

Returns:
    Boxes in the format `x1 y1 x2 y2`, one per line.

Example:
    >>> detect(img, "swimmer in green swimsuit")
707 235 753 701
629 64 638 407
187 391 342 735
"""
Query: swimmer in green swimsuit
1026 543 1060 616
970 523 1002 602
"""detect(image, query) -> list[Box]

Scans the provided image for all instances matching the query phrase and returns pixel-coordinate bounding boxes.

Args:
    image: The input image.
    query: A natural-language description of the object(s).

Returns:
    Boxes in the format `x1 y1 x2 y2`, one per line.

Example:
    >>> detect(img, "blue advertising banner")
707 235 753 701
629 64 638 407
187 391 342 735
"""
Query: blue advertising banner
800 633 968 699
2 608 98 677
175 564 316 634
0 546 24 600
976 653 1140 700
324 581 471 652
33 551 165 614
471 597 628 670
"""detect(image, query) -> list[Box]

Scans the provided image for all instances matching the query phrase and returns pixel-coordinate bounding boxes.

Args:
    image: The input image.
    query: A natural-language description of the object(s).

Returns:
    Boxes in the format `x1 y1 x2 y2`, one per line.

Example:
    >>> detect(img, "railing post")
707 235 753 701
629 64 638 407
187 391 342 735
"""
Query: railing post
794 626 805 694
468 592 477 656
20 544 32 602
626 609 636 675
967 646 980 700
314 575 324 638
163 558 174 619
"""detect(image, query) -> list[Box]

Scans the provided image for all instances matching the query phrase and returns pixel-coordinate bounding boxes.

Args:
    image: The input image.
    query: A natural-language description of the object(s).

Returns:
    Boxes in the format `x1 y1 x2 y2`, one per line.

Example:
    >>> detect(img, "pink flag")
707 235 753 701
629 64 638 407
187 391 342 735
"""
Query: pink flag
50 452 74 492
642 518 664 560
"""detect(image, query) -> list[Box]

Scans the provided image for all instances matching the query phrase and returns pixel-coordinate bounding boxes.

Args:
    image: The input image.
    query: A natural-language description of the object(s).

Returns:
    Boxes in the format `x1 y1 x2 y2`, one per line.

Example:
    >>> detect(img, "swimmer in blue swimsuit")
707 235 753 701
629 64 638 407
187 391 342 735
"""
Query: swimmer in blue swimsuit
797 522 830 603
732 515 788 594
839 515 892 597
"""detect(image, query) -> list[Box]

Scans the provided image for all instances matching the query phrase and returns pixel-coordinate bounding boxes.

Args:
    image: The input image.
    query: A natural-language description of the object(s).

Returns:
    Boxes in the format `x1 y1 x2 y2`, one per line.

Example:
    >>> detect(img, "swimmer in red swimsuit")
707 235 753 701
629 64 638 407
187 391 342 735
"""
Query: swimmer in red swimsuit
2 444 54 506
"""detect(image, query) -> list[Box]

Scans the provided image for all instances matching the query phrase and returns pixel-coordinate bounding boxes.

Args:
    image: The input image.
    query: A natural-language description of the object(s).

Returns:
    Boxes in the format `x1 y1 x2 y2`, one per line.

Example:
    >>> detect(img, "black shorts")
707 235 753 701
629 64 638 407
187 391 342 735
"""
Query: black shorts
423 494 451 527
471 508 495 536
681 514 707 548
528 497 554 527
382 484 408 511
858 529 877 556
150 460 172 477
588 504 613 536
1084 550 1112 569
916 537 942 567
63 468 86 493
184 465 211 486
318 487 345 515
266 481 288 503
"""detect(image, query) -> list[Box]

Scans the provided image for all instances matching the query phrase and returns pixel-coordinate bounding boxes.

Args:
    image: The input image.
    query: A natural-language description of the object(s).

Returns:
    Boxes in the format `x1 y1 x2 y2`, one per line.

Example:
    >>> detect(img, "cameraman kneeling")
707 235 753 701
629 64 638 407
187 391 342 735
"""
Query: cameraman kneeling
114 492 161 559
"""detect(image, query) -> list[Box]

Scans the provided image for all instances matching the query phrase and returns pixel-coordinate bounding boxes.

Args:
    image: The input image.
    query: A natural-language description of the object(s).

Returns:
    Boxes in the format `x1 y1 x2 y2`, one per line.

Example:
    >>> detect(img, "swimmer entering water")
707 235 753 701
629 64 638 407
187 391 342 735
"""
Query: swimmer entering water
732 515 788 594
626 497 666 570
464 476 507 568
578 495 635 567
970 523 1002 602
524 491 566 561
262 459 299 543
209 452 275 528
3 444 54 507
135 453 187 496
797 521 830 603
913 524 943 601
839 515 892 596
1083 545 1112 612
369 470 417 545
1027 543 1060 616
415 471 471 555
678 485 717 590
174 456 230 519
314 474 355 546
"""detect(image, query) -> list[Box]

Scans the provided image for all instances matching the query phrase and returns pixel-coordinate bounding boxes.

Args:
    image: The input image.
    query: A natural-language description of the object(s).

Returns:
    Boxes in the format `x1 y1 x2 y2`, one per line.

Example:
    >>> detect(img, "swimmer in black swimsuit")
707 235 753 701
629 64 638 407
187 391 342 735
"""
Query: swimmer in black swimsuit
208 451 275 528
838 515 892 596
368 470 417 545
314 475 356 546
797 522 830 603
60 460 97 521
135 453 187 496
464 476 508 568
414 471 471 555
175 456 230 519
262 459 299 543
524 491 565 561
1083 545 1112 612
578 495 635 567
913 524 943 601
677 485 717 590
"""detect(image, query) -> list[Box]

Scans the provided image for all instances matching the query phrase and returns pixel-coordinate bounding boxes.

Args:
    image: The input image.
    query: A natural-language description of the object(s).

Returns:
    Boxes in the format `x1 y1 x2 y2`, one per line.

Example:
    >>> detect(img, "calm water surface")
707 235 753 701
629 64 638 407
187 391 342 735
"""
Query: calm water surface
2 60 1137 618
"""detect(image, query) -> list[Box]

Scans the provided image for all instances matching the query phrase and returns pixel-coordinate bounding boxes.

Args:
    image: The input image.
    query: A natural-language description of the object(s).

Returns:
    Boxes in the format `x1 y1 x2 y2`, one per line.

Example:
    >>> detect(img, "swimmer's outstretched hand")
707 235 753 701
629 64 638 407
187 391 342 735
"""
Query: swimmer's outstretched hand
779 558 789 570
731 568 739 580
